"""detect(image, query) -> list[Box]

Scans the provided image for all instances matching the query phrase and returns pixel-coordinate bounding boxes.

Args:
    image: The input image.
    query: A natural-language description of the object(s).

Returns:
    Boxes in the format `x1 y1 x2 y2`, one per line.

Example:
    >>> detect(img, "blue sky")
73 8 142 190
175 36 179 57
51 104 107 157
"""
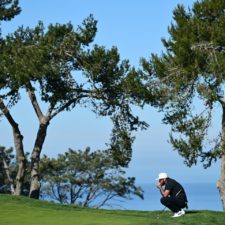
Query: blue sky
1 0 220 185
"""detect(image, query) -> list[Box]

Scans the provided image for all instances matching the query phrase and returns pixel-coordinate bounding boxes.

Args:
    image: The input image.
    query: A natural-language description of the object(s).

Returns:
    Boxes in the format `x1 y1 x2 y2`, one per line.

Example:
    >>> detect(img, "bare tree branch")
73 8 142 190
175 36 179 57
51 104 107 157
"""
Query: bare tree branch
26 82 44 123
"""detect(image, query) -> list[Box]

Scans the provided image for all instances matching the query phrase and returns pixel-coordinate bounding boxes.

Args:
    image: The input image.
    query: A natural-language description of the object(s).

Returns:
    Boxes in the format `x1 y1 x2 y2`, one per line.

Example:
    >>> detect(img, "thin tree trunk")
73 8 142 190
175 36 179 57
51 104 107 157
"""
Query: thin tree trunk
29 123 48 199
2 152 15 194
83 186 93 207
70 185 74 204
0 99 26 196
217 106 225 211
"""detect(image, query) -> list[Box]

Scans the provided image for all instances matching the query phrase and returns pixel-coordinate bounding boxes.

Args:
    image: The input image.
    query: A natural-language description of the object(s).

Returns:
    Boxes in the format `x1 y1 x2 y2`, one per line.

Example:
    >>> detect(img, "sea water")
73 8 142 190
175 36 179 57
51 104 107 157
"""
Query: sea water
110 183 223 211
41 182 223 211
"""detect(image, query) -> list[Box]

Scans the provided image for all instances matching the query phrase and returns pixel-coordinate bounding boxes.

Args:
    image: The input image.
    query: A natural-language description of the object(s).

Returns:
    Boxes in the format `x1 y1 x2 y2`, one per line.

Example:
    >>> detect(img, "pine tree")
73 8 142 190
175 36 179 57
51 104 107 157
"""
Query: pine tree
142 0 225 210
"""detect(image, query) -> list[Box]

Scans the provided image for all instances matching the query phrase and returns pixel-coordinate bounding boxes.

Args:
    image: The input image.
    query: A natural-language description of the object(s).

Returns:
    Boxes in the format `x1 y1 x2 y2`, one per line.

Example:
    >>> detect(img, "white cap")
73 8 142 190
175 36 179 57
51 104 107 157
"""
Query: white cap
156 172 168 180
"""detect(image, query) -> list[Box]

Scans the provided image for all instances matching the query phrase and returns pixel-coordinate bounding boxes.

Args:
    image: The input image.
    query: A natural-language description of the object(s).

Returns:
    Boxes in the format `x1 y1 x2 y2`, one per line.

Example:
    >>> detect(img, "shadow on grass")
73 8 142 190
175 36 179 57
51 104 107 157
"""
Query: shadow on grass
186 210 201 214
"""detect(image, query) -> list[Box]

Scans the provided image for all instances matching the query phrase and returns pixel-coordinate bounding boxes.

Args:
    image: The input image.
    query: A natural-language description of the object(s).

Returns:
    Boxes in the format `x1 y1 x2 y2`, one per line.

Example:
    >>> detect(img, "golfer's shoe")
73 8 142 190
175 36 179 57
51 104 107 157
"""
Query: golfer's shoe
171 209 185 218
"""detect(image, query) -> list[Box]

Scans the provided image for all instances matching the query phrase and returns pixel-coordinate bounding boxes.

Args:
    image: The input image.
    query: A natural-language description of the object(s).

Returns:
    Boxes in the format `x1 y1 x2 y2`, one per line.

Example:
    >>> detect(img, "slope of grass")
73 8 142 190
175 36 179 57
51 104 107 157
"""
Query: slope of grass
0 194 224 225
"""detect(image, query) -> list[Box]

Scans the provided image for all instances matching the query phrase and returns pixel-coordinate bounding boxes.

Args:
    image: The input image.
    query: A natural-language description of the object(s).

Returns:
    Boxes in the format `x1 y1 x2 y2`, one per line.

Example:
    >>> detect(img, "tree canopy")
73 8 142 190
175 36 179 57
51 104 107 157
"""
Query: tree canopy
141 0 225 210
40 148 144 208
0 1 153 197
0 0 21 22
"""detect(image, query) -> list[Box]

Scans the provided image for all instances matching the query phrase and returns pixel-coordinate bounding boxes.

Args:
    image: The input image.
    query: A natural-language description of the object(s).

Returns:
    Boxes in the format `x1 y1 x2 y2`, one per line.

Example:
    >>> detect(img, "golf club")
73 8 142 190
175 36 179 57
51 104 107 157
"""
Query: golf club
156 206 167 219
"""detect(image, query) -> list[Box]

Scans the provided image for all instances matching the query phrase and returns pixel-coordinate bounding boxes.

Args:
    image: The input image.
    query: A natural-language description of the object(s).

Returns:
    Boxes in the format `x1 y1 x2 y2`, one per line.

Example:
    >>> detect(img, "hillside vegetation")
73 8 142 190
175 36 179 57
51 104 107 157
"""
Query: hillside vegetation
0 194 224 225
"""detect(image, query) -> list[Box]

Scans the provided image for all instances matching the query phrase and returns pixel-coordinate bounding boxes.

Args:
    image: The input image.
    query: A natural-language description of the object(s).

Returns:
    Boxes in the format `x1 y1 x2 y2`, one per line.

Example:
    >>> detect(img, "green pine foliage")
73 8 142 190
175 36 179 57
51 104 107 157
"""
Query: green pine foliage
40 148 144 208
0 0 153 196
142 0 225 167
0 0 21 22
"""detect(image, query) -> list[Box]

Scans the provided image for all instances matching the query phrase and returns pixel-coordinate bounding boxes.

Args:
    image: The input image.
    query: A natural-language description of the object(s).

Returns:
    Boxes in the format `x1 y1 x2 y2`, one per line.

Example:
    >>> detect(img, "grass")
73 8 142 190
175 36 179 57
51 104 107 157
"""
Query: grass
0 194 224 225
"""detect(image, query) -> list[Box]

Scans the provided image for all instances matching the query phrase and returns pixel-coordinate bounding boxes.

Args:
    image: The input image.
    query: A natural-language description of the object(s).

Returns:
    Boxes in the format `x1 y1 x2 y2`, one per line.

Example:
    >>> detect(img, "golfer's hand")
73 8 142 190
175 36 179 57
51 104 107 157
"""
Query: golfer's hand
156 182 162 189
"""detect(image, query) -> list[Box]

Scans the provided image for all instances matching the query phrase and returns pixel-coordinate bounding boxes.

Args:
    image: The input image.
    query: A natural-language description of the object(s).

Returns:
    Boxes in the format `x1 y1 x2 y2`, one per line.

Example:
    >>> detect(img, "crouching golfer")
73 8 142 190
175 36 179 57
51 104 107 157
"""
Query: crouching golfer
156 172 188 218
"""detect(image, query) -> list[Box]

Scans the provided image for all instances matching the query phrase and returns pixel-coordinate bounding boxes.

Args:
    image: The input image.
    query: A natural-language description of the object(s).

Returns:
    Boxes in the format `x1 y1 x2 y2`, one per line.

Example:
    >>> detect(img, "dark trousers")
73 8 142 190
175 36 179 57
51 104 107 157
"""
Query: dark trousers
160 196 186 213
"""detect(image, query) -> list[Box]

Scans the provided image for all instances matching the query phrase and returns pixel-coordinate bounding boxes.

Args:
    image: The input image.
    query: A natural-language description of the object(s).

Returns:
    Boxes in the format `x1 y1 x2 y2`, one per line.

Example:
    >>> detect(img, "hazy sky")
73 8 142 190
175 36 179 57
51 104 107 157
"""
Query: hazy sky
1 0 220 185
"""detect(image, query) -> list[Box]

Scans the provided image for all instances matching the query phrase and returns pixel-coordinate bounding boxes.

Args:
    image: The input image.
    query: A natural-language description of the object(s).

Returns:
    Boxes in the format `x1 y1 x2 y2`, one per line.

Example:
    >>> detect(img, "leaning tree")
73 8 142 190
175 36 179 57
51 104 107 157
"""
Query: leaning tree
1 12 152 198
142 0 225 210
0 0 27 196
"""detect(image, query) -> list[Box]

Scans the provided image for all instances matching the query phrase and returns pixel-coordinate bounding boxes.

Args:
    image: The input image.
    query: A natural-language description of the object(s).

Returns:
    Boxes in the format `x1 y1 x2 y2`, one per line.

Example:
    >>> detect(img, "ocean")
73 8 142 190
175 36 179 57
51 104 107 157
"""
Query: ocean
112 183 223 211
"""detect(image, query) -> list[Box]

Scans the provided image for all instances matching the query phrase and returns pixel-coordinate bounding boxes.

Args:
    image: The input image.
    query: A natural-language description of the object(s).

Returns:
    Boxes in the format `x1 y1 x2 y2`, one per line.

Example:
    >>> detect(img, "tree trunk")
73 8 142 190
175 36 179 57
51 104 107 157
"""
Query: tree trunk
217 155 225 211
217 106 225 211
29 123 48 199
2 153 15 194
0 100 26 195
13 128 26 196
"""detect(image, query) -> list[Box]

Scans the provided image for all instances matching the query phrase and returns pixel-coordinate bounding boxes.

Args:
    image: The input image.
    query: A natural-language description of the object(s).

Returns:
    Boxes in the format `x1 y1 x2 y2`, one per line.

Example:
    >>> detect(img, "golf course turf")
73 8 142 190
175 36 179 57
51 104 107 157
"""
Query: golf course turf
0 194 224 225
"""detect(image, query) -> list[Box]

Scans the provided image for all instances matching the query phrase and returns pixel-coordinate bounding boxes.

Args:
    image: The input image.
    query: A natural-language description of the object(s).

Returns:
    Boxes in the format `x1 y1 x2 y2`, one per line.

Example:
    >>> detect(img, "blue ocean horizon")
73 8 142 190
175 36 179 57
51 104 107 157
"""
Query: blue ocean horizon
111 182 223 211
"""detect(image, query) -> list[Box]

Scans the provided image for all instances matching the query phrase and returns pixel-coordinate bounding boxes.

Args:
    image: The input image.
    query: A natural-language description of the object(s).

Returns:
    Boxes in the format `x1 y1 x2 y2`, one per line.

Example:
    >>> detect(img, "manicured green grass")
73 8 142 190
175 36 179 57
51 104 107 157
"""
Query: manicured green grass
0 194 224 225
